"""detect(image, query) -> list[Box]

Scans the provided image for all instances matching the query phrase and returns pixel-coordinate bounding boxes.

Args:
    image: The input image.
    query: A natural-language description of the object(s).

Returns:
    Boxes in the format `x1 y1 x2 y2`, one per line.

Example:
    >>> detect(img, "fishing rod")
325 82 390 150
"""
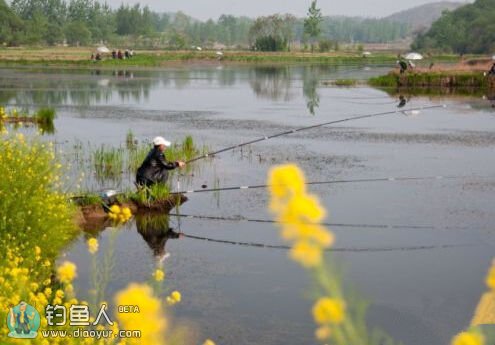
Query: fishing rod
181 233 473 253
185 104 446 164
171 174 482 195
168 213 483 232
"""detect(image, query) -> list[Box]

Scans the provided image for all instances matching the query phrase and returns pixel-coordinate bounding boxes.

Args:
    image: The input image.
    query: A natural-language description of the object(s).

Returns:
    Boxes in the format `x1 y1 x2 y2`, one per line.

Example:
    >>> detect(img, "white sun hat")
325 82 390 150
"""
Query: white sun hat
153 136 171 147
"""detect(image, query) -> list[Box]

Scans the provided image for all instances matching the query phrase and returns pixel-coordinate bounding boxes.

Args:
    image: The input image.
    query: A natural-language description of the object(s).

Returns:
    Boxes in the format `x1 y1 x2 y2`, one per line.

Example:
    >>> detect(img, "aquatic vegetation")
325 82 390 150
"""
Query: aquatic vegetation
332 79 359 87
92 145 125 181
0 106 57 133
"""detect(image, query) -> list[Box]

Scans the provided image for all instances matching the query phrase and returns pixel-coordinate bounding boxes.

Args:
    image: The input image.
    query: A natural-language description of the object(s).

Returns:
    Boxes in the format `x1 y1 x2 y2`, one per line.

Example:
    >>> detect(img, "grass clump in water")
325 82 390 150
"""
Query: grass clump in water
92 145 125 181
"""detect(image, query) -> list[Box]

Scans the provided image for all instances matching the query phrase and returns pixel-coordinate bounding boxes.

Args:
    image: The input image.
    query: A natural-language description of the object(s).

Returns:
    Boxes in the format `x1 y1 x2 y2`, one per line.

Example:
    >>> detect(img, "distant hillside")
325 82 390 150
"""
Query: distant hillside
385 1 464 31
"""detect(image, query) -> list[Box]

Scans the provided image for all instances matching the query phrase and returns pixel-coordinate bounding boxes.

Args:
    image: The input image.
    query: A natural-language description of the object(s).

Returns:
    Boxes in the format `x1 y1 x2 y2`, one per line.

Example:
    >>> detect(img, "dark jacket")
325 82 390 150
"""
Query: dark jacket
136 147 178 185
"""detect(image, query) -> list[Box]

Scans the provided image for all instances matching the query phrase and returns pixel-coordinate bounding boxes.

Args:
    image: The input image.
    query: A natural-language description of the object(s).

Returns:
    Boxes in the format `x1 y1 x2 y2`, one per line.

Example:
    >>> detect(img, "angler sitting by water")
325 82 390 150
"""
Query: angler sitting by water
136 136 186 187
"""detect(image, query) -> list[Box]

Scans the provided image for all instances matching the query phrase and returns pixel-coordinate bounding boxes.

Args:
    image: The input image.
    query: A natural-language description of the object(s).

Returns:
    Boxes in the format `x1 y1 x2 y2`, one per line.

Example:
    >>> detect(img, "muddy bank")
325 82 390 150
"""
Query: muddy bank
74 194 187 230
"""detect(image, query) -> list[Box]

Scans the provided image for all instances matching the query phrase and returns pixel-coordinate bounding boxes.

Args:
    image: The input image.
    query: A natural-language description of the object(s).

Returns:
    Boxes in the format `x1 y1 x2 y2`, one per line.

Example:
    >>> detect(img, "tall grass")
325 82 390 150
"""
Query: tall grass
36 107 57 134
92 145 125 181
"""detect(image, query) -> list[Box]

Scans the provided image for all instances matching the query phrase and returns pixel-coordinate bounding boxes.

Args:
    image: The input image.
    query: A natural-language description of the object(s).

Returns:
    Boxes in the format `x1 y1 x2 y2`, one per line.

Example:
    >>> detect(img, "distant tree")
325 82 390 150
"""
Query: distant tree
249 14 293 51
65 20 91 45
0 0 23 45
412 0 495 54
304 0 323 52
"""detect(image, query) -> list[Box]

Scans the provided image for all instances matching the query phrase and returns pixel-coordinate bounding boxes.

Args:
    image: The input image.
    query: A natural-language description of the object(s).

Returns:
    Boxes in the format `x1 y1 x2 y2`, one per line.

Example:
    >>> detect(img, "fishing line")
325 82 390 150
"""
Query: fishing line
185 104 446 164
168 213 480 232
181 233 473 252
171 174 484 195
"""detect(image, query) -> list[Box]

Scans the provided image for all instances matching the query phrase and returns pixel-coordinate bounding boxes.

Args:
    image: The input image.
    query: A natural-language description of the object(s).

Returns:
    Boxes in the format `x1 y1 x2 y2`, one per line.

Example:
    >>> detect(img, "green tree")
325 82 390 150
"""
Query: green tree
304 0 323 52
65 20 91 45
412 0 495 54
0 0 23 45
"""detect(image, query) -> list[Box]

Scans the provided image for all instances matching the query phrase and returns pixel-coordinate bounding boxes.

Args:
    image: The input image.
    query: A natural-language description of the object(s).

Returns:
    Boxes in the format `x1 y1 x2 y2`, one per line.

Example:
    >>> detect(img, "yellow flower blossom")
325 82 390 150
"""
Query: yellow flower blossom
34 246 41 255
115 283 167 345
290 241 323 268
312 298 346 325
87 238 99 254
153 269 165 282
485 260 495 291
203 340 216 345
315 326 332 341
451 332 485 345
166 290 182 305
57 261 77 284
268 163 306 200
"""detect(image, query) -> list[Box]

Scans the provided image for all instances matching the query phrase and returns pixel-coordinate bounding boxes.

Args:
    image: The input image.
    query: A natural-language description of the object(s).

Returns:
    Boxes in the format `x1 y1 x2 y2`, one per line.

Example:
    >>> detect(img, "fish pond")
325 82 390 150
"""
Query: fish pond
1 62 495 345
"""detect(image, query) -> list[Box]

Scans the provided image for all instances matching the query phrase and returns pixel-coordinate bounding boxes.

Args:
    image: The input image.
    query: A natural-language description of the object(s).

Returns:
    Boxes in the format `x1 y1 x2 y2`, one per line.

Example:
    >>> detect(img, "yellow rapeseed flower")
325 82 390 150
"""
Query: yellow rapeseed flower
57 261 77 284
290 241 322 268
485 261 495 291
153 269 165 282
203 340 216 345
115 283 167 345
312 298 346 325
268 163 306 199
171 291 181 303
315 326 332 341
87 238 99 254
451 332 485 345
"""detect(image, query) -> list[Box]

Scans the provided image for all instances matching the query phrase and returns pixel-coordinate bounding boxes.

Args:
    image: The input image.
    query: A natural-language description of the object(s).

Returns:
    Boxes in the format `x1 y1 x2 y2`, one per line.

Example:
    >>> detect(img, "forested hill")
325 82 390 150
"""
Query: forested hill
385 1 463 31
412 0 495 54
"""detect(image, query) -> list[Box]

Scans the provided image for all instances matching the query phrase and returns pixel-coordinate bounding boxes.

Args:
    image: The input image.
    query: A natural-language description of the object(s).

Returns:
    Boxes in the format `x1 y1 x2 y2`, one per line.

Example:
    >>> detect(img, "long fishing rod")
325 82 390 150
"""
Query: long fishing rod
171 174 481 195
181 233 473 252
168 213 483 232
185 104 446 164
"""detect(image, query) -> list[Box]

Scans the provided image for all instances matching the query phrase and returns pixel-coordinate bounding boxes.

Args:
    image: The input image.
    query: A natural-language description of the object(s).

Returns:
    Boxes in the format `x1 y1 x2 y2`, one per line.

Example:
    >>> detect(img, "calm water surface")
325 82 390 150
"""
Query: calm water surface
1 63 495 345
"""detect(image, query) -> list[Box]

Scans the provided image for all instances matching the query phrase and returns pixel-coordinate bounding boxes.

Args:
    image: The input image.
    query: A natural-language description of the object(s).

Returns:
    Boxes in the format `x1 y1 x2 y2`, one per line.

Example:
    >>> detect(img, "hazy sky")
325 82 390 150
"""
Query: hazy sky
105 0 470 20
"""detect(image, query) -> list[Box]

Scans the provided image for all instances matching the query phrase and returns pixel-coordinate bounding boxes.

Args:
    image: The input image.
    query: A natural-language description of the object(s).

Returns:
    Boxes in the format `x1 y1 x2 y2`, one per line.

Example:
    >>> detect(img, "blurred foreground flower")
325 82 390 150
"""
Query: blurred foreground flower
166 290 181 305
57 261 77 284
108 204 132 223
115 283 167 345
87 238 99 254
451 331 485 345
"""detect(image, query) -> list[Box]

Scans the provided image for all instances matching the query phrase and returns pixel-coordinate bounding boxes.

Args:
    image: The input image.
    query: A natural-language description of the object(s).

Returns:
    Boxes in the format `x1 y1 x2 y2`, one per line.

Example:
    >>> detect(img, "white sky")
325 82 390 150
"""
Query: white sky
105 0 471 20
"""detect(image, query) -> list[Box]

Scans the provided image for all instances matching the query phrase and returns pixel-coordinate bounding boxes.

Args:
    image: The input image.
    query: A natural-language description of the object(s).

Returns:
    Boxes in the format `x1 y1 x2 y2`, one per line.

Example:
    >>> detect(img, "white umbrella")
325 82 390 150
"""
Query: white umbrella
196 46 202 51
404 52 424 60
362 51 371 56
96 46 110 54
216 51 224 56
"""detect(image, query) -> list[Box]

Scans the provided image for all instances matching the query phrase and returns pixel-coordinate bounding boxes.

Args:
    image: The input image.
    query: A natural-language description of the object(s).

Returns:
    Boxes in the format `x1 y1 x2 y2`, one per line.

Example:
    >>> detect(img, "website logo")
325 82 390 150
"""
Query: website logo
7 301 41 339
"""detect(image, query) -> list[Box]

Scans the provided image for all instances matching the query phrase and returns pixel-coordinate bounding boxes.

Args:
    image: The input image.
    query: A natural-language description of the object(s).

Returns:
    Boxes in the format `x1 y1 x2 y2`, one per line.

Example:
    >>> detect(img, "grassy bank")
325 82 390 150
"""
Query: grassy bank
369 71 495 90
0 47 467 67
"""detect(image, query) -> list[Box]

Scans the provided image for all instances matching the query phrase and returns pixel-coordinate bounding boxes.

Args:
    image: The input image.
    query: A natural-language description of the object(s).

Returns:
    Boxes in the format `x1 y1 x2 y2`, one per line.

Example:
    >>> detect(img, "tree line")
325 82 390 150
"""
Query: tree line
412 0 495 54
0 0 409 49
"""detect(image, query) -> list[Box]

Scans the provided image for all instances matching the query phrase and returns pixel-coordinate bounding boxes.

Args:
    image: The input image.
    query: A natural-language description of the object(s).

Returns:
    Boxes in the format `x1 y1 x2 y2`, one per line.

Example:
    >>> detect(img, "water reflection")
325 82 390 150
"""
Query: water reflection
1 65 390 116
249 66 293 102
135 214 182 263
302 66 320 115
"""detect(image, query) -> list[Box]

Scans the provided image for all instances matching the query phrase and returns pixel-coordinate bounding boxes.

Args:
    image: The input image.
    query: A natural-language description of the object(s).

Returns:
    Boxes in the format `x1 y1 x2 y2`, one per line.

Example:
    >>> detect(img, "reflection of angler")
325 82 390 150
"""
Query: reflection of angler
136 216 182 262
397 95 407 108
